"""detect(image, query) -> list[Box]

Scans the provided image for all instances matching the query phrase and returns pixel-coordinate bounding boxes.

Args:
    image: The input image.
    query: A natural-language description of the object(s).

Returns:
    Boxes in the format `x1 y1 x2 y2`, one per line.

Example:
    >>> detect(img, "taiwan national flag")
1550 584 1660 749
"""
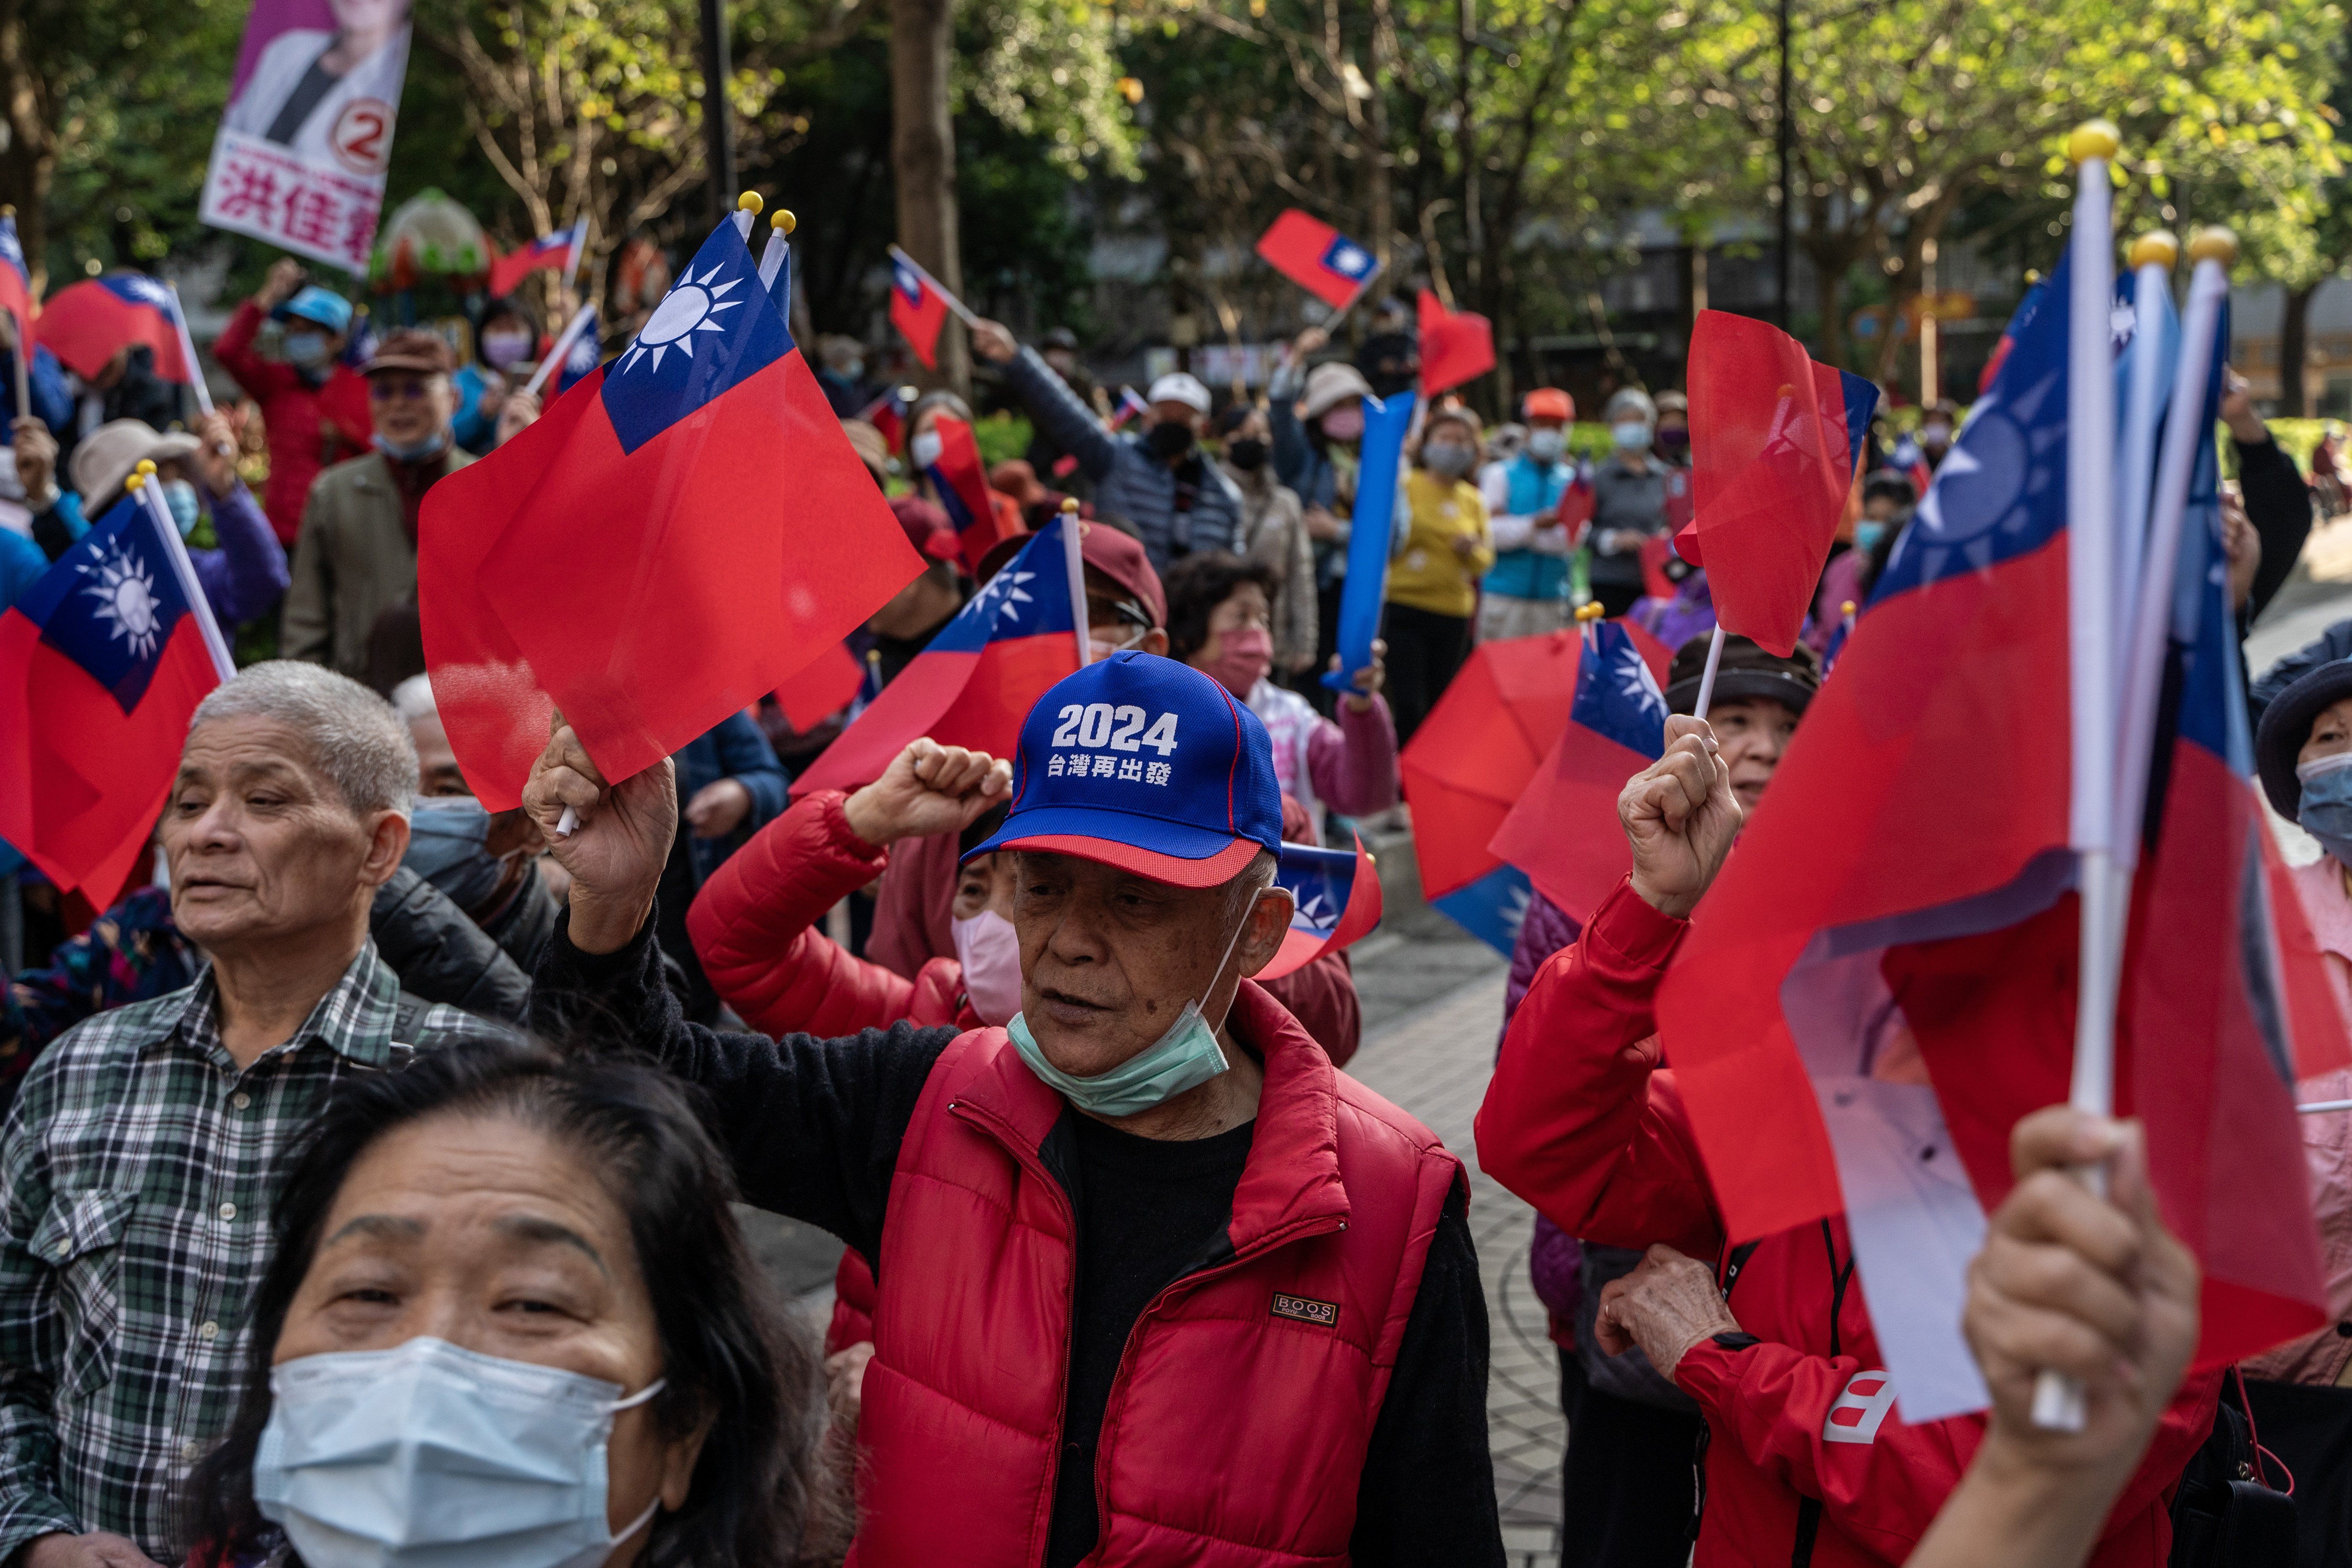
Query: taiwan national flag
36 275 191 383
1418 289 1495 395
553 307 601 393
0 212 31 330
925 414 1013 572
1255 210 1381 310
1675 311 1876 657
1489 619 1671 924
419 215 925 810
790 514 1085 797
0 493 232 896
1263 836 1383 978
489 221 585 298
1653 253 2339 1424
858 385 911 454
890 256 950 370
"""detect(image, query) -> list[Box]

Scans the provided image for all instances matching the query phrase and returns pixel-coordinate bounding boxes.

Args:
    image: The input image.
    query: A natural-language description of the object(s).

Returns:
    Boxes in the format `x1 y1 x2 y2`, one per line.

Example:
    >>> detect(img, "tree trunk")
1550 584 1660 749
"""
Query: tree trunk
2282 283 2317 418
0 0 54 291
890 0 967 395
1365 0 1394 275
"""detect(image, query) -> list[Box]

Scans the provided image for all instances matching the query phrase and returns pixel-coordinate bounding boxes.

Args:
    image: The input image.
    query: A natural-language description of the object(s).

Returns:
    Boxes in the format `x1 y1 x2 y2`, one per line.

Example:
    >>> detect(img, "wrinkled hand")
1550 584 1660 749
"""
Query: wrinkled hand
1620 715 1743 919
192 411 239 495
493 387 540 447
1966 1107 2199 1484
1331 637 1387 712
12 417 57 504
2220 366 2268 447
969 318 1018 365
683 777 754 840
842 738 1012 847
257 258 308 310
825 1341 875 1427
1593 1244 1740 1380
521 710 678 954
21 1531 167 1568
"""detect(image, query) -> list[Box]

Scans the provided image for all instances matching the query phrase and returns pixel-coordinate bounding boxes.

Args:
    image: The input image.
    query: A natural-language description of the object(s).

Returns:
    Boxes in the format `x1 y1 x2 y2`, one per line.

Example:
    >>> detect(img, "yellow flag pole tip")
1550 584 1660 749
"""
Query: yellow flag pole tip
2189 226 2240 267
2128 230 2180 270
1060 497 1081 513
2067 120 2121 163
736 191 764 214
135 459 158 476
773 210 796 235
1575 601 1606 623
125 474 145 492
1840 600 1858 616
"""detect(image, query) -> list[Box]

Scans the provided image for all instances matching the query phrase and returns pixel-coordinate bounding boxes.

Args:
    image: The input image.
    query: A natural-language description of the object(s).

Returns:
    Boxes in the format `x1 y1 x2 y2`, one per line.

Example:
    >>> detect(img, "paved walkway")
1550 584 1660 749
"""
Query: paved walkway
1346 968 1569 1568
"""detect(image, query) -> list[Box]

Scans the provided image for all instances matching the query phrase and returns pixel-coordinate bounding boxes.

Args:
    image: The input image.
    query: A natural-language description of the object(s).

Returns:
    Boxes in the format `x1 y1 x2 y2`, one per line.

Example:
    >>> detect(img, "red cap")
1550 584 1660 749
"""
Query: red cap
1524 387 1574 425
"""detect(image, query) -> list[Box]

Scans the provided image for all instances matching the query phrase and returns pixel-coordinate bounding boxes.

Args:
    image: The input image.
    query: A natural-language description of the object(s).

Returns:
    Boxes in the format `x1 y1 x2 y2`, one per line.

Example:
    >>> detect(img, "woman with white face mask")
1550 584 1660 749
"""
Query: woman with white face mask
180 1037 844 1568
1585 385 1671 618
451 296 543 456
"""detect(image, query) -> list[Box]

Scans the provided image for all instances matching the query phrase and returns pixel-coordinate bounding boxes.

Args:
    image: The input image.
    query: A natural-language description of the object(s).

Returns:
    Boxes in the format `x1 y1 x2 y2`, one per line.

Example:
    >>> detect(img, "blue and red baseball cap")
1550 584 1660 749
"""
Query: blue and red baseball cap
965 651 1282 887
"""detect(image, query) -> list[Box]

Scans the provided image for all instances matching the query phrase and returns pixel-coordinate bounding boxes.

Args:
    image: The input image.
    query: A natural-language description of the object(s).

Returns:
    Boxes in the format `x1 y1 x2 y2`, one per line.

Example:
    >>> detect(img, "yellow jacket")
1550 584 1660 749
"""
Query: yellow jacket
1385 469 1494 618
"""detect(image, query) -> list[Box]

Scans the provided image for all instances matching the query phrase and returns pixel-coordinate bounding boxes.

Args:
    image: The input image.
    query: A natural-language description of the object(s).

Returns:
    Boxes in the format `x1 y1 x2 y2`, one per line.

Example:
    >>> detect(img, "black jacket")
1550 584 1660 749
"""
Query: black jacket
369 867 531 1023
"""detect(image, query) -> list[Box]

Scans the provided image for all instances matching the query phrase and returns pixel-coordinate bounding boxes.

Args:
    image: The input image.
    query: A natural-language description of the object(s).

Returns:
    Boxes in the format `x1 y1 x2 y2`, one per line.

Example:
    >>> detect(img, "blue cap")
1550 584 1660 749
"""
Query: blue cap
272 286 353 335
965 651 1282 887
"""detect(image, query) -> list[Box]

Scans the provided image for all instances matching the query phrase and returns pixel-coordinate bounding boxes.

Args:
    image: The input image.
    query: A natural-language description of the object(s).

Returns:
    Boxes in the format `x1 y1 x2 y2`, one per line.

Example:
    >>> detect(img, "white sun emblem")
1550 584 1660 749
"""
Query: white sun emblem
81 545 164 659
972 568 1036 628
1331 245 1368 276
617 261 745 376
1614 651 1665 716
1294 889 1336 930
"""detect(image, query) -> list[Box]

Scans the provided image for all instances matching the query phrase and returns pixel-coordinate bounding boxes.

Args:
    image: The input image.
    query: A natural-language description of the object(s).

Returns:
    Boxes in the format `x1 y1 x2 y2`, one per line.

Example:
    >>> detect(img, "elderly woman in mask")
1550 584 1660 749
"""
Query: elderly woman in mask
1383 407 1492 745
1268 326 1377 694
180 1035 844 1568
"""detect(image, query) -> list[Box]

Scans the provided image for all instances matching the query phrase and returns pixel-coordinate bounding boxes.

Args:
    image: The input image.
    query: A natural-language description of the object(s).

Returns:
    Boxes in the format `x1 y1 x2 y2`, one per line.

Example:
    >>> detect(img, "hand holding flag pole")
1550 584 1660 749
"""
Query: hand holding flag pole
886 246 983 329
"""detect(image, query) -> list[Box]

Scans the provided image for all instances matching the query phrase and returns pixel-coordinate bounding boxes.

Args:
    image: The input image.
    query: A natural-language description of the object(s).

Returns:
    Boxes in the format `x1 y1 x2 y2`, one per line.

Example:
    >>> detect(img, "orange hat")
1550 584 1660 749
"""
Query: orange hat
1524 387 1574 424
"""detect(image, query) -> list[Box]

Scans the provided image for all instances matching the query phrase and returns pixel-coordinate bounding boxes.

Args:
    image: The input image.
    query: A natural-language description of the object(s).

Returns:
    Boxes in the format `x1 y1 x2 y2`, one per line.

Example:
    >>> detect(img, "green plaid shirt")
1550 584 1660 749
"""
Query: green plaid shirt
0 943 477 1561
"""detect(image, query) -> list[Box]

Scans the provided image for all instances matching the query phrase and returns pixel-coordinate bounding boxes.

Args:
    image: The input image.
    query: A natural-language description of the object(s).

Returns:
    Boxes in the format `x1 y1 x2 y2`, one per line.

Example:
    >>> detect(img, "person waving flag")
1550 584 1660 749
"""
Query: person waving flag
419 205 923 810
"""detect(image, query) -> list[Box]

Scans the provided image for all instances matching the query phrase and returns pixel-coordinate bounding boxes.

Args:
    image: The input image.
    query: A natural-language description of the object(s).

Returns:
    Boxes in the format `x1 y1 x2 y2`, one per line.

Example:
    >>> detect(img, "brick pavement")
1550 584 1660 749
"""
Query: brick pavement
1347 967 1570 1568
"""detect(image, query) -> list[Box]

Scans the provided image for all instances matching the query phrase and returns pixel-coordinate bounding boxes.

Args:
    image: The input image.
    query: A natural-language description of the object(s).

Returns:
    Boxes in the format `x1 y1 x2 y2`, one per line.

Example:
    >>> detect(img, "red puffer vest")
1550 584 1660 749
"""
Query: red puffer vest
846 981 1463 1565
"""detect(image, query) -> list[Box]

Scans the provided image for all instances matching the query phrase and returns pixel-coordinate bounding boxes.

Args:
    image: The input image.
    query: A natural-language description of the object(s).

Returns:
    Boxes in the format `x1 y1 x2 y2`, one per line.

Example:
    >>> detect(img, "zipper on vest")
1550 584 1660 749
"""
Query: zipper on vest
947 1096 1087 1555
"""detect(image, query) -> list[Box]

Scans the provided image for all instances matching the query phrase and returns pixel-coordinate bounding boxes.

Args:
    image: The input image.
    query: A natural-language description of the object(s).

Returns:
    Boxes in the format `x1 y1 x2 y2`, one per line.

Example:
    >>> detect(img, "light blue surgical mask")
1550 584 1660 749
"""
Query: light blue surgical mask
404 795 507 911
284 330 332 369
162 478 200 539
1006 899 1257 1118
1852 519 1887 555
375 428 450 462
255 1336 665 1568
2299 752 2352 867
1526 428 1567 463
1611 420 1654 451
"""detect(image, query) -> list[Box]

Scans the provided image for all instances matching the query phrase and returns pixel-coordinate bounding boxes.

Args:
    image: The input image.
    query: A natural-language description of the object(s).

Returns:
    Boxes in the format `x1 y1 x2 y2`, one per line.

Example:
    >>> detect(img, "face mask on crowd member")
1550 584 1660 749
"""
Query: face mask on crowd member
2298 697 2352 865
367 330 459 463
284 330 334 370
1191 580 1275 697
163 477 202 537
479 322 534 371
1655 418 1690 455
186 1040 833 1568
1420 419 1478 478
404 795 514 913
1611 419 1653 452
1144 372 1211 463
1527 428 1567 462
908 429 944 471
1317 404 1364 443
950 852 1023 1025
1920 418 1954 453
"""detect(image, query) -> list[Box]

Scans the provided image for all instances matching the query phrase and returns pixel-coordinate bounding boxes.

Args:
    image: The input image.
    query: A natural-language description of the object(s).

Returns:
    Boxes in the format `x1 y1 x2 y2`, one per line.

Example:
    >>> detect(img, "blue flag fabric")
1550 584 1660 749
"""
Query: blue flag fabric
1321 389 1415 694
600 225 789 455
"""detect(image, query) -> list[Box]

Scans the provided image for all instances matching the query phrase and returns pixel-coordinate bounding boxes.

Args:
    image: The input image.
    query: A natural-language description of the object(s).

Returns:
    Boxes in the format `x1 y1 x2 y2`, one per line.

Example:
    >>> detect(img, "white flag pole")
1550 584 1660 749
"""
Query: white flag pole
128 463 235 681
758 210 794 293
163 281 218 422
560 215 589 297
1060 499 1092 669
2036 118 2123 1437
888 245 984 329
2112 234 2177 673
2301 1099 2352 1115
732 190 762 242
2111 230 2235 874
1689 624 1727 722
523 305 598 401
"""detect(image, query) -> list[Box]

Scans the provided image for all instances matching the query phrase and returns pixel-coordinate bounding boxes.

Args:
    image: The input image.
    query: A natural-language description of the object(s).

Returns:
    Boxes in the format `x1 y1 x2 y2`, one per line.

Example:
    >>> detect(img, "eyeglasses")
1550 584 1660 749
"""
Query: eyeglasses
369 378 441 401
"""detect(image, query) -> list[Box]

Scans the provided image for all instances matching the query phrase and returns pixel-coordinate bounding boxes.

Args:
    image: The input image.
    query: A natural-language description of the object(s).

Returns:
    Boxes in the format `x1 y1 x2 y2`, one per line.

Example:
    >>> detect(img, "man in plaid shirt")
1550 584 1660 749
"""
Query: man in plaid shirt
0 664 478 1568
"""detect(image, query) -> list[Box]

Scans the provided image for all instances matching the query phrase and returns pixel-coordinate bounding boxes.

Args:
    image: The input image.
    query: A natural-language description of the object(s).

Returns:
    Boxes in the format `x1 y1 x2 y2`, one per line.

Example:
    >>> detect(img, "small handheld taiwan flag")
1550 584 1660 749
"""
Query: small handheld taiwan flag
0 211 31 331
36 274 191 384
890 255 951 370
489 221 586 299
419 212 924 809
1263 837 1383 978
1255 210 1381 310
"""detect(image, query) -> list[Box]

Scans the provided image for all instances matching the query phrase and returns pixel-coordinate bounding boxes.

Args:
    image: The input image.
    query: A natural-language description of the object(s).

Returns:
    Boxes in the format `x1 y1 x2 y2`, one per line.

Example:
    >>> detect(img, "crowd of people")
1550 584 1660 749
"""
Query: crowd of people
1 240 2349 1568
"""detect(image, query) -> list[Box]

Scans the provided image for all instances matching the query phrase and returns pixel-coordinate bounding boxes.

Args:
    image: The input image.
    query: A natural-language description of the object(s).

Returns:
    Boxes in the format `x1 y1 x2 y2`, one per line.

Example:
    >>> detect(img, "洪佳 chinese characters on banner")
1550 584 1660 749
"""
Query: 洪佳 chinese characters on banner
199 0 412 275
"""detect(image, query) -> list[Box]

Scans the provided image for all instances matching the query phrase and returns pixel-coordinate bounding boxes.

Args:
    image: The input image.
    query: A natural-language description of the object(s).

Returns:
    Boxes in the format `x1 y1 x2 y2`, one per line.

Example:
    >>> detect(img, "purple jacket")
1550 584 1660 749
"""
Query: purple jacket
1502 890 1586 1335
189 481 290 626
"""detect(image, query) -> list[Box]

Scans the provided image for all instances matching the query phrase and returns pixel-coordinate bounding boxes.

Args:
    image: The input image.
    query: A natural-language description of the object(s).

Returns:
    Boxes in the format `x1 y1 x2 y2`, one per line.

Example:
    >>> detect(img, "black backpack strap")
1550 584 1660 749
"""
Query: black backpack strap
1790 1222 1857 1568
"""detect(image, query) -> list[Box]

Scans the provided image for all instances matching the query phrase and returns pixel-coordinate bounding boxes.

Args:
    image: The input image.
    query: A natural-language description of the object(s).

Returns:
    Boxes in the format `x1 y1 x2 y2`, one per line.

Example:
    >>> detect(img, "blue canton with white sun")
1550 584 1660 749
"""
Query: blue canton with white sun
27 496 192 714
600 221 793 456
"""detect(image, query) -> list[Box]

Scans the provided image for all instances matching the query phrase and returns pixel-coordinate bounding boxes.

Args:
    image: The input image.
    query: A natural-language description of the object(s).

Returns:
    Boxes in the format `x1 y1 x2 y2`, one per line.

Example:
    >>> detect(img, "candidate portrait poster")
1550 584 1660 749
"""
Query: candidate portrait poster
198 0 413 275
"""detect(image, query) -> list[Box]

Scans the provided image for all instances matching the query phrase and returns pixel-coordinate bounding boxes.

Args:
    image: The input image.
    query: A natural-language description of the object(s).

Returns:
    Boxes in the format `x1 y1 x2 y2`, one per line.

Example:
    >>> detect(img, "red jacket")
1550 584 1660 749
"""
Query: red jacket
213 300 374 544
1476 875 2219 1568
850 986 1461 1565
688 789 1365 1354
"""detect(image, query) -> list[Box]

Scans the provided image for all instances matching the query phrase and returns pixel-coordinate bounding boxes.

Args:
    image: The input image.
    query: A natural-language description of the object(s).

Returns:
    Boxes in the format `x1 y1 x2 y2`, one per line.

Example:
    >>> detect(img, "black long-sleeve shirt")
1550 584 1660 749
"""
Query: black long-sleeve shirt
531 907 1503 1566
2237 430 2313 624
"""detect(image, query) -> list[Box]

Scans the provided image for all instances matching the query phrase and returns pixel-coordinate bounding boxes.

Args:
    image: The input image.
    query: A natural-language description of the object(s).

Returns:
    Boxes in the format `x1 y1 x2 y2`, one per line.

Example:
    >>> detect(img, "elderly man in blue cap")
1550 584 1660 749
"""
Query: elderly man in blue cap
214 257 374 545
525 651 1502 1567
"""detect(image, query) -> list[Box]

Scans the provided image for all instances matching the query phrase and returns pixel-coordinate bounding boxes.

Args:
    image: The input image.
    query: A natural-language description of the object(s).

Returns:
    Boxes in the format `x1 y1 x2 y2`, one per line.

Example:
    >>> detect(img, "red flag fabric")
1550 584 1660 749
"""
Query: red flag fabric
488 223 584 298
889 255 950 370
0 214 32 331
419 217 923 810
1254 210 1382 310
0 495 228 896
35 276 190 383
1686 310 1877 657
789 515 1085 798
1417 289 1495 395
926 415 1013 572
772 642 863 732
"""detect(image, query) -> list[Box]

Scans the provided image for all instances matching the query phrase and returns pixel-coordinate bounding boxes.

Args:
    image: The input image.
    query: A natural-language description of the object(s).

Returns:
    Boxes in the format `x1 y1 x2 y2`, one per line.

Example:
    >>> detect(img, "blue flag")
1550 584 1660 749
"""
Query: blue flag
1321 389 1415 694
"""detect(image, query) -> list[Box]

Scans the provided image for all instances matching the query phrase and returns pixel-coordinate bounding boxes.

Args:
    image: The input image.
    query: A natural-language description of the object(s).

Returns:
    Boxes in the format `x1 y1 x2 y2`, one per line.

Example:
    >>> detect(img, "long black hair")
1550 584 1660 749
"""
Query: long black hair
182 1034 844 1565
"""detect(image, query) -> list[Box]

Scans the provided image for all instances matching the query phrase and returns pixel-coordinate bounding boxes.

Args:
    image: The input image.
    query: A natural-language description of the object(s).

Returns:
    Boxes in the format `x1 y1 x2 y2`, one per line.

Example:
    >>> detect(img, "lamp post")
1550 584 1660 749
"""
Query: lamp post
700 0 737 226
1775 0 1793 332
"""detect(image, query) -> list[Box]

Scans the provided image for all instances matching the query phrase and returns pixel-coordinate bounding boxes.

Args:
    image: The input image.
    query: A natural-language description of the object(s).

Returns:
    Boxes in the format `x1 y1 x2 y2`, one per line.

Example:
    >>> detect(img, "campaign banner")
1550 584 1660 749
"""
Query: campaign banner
198 0 413 275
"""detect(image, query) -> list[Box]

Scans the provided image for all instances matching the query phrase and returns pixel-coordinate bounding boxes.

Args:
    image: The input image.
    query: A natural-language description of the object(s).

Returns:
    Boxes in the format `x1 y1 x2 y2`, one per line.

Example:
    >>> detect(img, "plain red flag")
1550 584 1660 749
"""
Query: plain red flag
1417 290 1495 395
420 216 924 809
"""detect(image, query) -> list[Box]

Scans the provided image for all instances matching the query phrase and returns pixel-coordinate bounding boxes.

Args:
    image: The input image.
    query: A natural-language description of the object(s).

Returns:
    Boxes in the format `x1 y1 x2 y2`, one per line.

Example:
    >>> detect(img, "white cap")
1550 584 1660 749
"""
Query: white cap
1145 372 1212 415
